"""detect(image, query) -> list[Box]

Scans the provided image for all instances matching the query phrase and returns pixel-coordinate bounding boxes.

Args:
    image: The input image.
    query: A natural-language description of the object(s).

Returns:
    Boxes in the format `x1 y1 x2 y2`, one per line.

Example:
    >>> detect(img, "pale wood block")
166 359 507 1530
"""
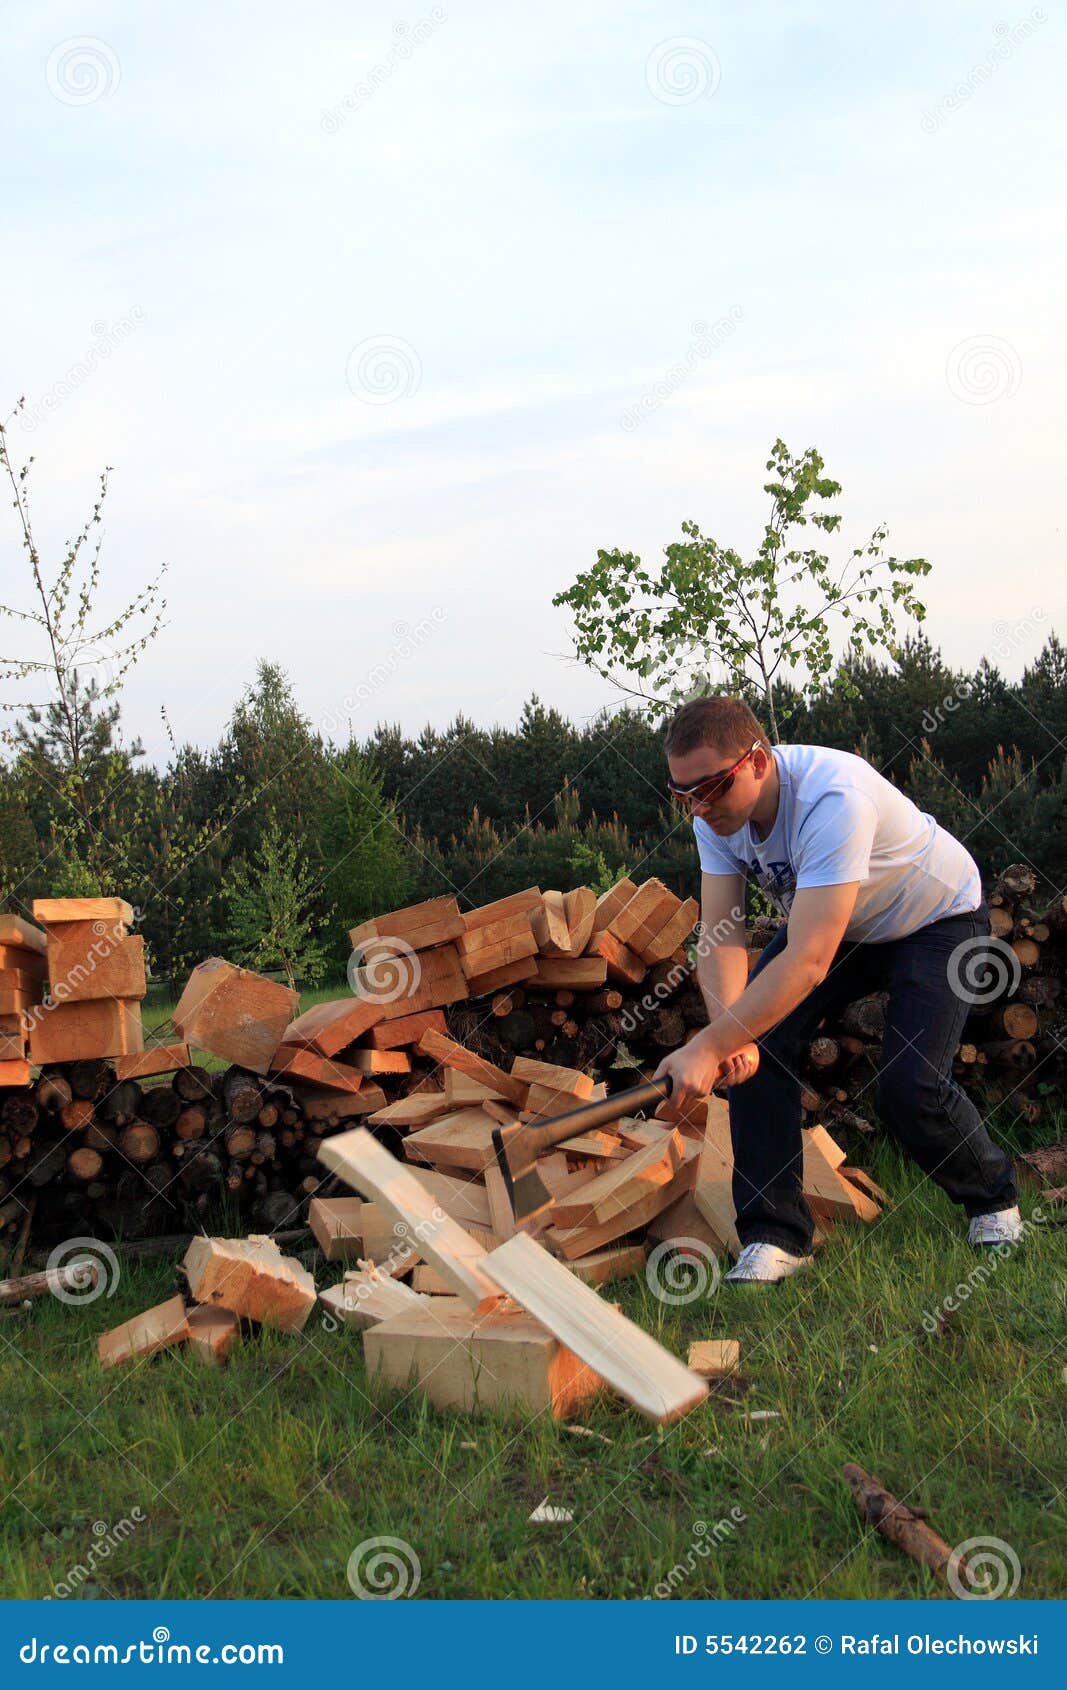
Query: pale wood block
318 1127 501 1312
114 1043 191 1081
0 1058 32 1087
187 1305 241 1365
687 1339 740 1380
481 1232 708 1423
46 930 146 1002
294 1084 387 1121
552 1129 685 1229
362 1008 446 1049
459 930 539 979
34 896 134 928
639 897 700 965
182 1235 316 1332
411 1264 455 1295
173 958 297 1073
308 1196 367 1260
98 1293 190 1369
403 1106 498 1173
350 1048 411 1074
269 1044 364 1093
462 888 543 931
566 1243 647 1288
417 1028 527 1107
349 896 463 948
585 929 645 984
549 1156 698 1259
28 997 143 1065
0 915 47 955
362 944 469 1020
444 1069 505 1106
284 995 385 1057
458 956 539 996
510 1056 593 1097
320 1268 429 1330
562 886 597 954
367 1091 454 1129
358 1203 422 1274
646 1189 725 1256
363 1299 605 1419
693 1098 741 1257
457 912 536 957
588 878 638 939
530 890 572 955
526 956 607 990
405 1167 493 1230
609 879 678 948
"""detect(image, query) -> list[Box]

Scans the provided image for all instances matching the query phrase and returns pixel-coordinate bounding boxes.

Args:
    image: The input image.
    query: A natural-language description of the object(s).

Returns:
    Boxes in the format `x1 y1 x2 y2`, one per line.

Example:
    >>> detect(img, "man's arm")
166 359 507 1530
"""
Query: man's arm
694 871 749 1022
653 881 860 1108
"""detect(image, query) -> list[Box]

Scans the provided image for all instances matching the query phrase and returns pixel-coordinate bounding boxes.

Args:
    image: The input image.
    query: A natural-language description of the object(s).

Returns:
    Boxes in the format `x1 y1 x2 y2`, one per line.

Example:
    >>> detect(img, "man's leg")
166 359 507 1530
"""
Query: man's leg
874 905 1018 1219
728 927 881 1255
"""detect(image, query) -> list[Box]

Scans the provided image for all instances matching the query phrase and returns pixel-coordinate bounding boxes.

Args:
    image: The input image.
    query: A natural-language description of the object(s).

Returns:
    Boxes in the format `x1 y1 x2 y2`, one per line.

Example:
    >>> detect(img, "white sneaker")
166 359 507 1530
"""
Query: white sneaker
724 1242 813 1284
968 1206 1024 1247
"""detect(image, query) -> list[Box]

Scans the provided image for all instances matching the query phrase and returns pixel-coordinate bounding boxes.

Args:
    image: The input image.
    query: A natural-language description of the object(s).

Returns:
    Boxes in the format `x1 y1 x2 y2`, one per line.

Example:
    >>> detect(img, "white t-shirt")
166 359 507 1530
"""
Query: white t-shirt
693 744 982 943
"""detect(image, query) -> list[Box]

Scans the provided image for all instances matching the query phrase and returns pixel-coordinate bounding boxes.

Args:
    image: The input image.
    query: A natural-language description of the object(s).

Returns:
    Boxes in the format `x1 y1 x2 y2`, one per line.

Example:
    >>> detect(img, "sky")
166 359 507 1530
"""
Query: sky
3 0 1065 766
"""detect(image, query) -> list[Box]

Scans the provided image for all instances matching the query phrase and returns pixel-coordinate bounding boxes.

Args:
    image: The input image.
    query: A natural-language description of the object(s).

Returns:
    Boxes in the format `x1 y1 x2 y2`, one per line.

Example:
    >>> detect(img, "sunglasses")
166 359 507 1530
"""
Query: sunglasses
666 741 762 809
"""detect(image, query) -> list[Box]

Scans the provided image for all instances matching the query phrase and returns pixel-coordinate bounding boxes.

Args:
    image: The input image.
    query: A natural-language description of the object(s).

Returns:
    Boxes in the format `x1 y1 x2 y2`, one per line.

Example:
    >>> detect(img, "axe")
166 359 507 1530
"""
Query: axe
492 1043 759 1223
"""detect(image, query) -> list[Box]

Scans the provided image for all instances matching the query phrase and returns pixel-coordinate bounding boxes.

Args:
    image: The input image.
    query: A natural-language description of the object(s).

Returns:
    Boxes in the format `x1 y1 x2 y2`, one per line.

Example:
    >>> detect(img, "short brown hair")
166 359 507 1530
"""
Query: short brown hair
664 696 771 760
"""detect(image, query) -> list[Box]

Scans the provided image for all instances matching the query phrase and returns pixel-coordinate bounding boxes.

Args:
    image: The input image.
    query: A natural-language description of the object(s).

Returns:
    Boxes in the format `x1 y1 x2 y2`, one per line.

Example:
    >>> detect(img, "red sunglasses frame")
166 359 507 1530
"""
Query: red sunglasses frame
666 740 763 809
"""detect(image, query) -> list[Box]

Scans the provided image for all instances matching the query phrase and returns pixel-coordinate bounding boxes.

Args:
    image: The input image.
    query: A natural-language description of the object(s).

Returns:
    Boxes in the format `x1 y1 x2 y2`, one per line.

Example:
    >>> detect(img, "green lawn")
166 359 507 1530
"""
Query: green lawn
2 1122 1063 1601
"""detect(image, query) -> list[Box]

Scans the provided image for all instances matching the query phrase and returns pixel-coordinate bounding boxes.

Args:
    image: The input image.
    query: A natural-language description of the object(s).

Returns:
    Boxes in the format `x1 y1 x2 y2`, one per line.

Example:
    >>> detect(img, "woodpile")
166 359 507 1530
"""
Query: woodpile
1 867 1060 1266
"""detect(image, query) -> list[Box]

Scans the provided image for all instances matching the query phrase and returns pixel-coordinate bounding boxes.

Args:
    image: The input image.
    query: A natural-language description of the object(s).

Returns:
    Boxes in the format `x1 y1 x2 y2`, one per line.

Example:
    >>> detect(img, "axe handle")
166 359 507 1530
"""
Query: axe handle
496 1075 673 1171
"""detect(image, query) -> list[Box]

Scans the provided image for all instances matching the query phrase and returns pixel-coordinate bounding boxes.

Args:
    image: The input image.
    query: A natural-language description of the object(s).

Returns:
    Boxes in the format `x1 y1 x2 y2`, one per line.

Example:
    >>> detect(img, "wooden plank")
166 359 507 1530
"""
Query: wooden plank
608 879 678 948
33 896 134 928
588 878 638 940
358 1205 422 1275
98 1293 190 1369
459 956 539 996
28 997 143 1065
444 1069 506 1106
308 1196 367 1260
552 1129 684 1228
549 1156 698 1258
363 944 469 1021
457 913 536 957
566 1243 647 1288
350 896 463 948
0 944 47 976
410 1265 455 1295
367 1091 454 1129
362 1008 446 1050
403 1106 498 1173
461 888 542 931
639 897 700 965
173 958 297 1073
350 1048 411 1074
269 1045 364 1093
806 1123 847 1170
530 890 572 955
320 1268 429 1330
0 915 47 955
417 1028 527 1107
563 887 597 955
585 929 645 985
459 930 539 979
405 1167 493 1230
317 1127 501 1312
293 1084 387 1121
480 1232 708 1423
646 1189 725 1256
802 1127 866 1221
693 1098 741 1257
510 1056 594 1096
524 1081 601 1119
283 995 385 1058
0 1058 31 1087
363 1299 604 1418
114 1043 191 1081
183 1235 316 1331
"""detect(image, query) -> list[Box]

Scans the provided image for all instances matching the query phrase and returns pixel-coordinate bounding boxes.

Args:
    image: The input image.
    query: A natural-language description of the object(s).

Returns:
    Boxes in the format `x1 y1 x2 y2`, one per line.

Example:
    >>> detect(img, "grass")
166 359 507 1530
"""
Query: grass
1 1117 1064 1601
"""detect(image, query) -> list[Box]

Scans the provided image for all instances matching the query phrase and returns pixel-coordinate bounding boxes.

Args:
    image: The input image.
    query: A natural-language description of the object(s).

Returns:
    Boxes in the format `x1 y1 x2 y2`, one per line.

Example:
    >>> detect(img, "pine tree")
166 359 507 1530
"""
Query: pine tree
222 816 331 991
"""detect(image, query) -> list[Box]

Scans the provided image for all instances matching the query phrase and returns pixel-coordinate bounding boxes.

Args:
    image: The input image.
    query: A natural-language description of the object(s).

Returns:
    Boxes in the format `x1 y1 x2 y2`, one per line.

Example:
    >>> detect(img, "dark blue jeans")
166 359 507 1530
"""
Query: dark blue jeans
728 903 1018 1254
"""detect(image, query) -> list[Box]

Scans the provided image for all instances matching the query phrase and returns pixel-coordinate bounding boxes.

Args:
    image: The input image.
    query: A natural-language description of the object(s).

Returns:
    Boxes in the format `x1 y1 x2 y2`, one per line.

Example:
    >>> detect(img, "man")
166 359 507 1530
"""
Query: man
652 696 1020 1284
